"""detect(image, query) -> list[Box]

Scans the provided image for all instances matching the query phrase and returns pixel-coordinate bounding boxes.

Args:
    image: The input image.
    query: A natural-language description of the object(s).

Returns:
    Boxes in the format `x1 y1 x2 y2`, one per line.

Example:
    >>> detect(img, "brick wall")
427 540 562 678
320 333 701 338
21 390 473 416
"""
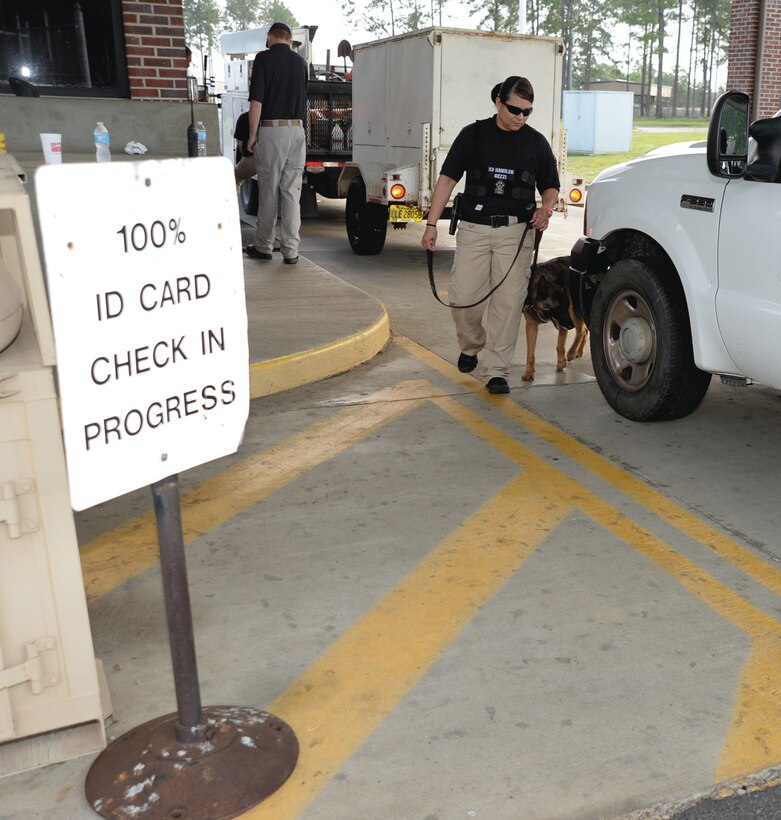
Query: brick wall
122 0 189 100
727 0 781 118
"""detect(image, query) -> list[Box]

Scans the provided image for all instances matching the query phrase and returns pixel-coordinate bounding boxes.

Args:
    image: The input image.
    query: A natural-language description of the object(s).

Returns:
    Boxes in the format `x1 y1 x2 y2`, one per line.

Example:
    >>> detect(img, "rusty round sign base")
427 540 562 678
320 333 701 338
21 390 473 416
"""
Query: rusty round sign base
85 706 298 819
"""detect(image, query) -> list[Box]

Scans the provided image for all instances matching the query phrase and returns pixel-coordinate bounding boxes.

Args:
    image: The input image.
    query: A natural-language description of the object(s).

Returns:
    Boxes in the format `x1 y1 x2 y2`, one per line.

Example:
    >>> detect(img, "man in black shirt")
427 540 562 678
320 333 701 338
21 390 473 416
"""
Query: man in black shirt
421 76 559 394
245 22 308 265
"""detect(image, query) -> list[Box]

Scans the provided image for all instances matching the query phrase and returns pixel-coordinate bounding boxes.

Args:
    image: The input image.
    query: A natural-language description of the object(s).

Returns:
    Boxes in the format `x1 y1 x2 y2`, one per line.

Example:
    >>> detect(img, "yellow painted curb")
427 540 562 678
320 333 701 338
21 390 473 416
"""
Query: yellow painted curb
248 309 390 399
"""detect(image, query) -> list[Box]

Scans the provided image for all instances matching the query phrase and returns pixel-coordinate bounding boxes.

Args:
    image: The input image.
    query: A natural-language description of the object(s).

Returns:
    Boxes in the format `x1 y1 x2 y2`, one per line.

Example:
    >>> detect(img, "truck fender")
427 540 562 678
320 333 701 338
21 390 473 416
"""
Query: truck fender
569 237 609 323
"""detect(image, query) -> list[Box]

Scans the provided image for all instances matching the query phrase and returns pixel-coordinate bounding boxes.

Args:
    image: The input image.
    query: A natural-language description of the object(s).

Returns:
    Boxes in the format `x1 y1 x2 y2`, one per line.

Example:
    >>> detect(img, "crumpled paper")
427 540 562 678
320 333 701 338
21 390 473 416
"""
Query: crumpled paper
124 141 148 155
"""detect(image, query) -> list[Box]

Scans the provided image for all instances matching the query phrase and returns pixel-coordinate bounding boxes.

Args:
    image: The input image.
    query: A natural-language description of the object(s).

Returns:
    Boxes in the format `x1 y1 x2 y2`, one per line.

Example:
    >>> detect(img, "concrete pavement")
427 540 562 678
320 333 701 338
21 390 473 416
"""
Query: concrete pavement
5 203 781 818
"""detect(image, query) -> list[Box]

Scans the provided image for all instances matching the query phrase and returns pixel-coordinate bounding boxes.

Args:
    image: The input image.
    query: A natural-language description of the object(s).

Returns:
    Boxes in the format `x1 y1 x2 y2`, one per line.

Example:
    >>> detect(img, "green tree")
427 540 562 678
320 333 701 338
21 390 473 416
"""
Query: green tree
257 0 299 27
222 0 263 30
183 0 221 86
344 0 441 37
469 0 518 32
343 0 397 37
183 0 221 50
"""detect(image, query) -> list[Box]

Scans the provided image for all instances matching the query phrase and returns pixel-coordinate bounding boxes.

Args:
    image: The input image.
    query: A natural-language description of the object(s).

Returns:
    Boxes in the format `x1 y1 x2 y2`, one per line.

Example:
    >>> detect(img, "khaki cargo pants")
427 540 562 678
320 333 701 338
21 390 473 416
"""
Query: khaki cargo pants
448 219 535 381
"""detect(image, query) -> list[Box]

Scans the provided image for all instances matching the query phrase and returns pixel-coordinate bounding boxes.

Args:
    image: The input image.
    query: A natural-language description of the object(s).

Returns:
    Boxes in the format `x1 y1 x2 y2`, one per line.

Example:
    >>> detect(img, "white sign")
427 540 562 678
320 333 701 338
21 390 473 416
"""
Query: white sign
35 158 249 510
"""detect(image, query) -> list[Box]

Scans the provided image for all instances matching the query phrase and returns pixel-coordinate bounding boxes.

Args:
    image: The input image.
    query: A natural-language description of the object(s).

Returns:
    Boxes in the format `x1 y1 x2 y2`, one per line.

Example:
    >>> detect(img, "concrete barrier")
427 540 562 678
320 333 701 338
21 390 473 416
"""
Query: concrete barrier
0 96 220 158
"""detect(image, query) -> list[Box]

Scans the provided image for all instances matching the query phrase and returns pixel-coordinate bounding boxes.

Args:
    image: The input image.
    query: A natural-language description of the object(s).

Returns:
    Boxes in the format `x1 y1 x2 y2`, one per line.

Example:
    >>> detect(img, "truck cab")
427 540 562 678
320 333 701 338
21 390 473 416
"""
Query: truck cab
571 91 781 421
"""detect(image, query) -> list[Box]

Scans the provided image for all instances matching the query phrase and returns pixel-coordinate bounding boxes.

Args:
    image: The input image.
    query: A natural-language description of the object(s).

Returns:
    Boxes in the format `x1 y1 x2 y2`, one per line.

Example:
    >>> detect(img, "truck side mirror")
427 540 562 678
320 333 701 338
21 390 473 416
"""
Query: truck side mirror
707 91 749 178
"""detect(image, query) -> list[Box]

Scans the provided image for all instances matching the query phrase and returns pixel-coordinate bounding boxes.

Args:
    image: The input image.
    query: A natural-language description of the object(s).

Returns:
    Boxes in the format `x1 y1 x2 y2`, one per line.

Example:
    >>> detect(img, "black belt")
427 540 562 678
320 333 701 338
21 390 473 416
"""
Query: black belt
463 214 524 227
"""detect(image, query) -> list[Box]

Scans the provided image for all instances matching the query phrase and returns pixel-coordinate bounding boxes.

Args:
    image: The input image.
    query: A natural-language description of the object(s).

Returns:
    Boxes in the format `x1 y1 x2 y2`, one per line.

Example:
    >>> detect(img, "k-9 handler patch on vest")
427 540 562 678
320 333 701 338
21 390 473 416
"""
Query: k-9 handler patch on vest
488 166 514 196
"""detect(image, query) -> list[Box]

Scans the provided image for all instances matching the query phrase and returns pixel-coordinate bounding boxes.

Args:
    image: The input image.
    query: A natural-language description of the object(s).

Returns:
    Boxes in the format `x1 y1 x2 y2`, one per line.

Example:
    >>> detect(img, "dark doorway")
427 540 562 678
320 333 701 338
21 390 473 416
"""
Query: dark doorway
0 0 129 96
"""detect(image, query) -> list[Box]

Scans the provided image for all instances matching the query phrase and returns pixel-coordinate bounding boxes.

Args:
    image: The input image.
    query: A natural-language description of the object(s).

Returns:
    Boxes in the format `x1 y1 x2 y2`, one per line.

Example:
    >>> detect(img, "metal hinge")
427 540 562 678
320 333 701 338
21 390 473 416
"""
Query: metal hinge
1 480 38 539
0 637 59 694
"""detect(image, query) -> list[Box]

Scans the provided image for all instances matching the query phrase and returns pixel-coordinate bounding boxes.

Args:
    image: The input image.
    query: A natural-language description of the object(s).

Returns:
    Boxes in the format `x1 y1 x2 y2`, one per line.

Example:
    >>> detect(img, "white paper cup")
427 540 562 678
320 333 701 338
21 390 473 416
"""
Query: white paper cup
40 133 62 164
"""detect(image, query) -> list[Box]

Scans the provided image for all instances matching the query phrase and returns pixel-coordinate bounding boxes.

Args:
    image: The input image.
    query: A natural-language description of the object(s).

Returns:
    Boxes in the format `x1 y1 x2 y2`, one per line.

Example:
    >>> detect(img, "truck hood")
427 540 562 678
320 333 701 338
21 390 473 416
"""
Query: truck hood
592 141 706 185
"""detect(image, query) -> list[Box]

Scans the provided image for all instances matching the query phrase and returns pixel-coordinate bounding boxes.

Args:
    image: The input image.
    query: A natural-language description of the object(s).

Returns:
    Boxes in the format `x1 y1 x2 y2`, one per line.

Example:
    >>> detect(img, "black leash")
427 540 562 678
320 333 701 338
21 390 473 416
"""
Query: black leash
427 226 542 309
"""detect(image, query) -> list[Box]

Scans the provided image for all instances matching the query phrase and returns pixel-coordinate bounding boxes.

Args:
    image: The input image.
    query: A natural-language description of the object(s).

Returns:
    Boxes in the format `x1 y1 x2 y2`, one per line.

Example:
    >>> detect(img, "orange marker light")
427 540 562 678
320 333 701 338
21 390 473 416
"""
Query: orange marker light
569 188 583 204
390 184 406 200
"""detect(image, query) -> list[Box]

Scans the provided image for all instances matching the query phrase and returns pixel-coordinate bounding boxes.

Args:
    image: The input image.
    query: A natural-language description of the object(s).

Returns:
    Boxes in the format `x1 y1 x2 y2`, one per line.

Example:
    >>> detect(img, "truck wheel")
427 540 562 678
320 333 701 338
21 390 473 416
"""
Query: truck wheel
346 177 387 255
590 259 711 421
240 178 259 216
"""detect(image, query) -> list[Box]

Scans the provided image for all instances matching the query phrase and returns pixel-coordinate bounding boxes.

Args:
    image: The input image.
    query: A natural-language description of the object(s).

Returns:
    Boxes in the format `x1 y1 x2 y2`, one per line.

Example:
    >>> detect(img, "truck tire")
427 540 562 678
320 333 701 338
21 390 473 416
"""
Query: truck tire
590 259 711 421
346 177 388 255
240 178 259 217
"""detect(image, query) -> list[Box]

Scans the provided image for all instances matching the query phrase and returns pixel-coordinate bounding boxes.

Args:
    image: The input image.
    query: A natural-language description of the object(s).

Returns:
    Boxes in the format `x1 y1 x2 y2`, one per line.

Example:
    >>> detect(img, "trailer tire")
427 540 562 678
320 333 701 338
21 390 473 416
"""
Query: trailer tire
590 258 711 421
346 177 387 255
240 178 259 217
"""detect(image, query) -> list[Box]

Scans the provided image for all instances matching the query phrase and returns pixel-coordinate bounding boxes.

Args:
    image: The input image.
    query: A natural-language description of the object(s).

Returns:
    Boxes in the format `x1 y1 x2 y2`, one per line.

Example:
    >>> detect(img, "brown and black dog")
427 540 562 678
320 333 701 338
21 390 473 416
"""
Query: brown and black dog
522 255 588 382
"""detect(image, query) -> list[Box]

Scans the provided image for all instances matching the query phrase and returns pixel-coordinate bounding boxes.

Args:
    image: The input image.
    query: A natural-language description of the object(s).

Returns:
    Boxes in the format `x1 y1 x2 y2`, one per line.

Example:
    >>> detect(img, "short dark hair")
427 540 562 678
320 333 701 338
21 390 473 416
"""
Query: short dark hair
495 75 535 104
269 22 292 38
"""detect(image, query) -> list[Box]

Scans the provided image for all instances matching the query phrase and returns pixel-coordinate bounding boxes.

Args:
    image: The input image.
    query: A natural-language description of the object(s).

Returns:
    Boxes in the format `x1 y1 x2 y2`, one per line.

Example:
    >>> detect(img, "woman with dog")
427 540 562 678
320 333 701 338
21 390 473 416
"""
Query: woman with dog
420 75 560 394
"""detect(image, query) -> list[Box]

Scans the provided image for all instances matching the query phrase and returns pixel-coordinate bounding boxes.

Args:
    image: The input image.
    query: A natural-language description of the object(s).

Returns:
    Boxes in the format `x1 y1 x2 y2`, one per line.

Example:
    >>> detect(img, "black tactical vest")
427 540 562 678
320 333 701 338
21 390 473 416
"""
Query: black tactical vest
460 119 538 220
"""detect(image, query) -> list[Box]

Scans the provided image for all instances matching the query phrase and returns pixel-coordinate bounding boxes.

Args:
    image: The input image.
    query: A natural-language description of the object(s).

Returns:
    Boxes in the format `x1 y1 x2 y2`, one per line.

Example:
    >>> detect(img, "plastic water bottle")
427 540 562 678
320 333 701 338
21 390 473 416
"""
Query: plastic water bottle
331 123 344 151
195 121 207 157
94 122 111 163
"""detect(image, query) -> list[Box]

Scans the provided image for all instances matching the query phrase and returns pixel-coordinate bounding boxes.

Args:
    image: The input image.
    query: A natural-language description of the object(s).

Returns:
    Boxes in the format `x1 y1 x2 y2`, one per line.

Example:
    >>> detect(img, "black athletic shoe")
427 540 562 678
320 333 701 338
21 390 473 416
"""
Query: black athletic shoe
283 256 299 265
458 353 478 373
244 245 272 260
487 377 510 394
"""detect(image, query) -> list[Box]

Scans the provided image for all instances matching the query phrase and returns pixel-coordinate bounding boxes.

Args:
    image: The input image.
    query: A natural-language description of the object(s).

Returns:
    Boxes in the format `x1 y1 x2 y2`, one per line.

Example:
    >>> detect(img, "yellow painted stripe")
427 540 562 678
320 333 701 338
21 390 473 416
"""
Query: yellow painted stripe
398 336 781 598
243 386 781 817
249 311 390 399
432 390 781 780
245 471 570 818
80 380 424 600
428 374 781 781
716 638 781 780
432 392 781 641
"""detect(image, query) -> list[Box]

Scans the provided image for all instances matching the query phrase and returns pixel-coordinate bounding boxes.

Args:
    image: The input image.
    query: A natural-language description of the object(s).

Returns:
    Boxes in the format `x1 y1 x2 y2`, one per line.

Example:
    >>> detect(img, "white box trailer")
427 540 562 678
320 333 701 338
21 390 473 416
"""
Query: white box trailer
340 27 565 254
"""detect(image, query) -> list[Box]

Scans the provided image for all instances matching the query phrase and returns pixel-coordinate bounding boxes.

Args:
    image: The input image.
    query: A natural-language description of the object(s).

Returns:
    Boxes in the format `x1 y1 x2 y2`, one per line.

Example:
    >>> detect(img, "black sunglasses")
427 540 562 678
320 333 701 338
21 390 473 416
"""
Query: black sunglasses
503 101 533 117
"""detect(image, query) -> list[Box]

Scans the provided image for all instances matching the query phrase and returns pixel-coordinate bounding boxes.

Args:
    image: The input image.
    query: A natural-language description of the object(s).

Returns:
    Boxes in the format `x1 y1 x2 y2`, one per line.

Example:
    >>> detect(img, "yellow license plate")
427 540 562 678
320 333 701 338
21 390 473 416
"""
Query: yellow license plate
389 204 423 222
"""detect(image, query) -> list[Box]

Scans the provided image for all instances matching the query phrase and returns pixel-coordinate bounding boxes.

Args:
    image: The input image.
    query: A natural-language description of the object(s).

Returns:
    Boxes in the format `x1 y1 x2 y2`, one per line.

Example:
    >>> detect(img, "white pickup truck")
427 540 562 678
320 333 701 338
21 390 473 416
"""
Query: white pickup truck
570 91 778 421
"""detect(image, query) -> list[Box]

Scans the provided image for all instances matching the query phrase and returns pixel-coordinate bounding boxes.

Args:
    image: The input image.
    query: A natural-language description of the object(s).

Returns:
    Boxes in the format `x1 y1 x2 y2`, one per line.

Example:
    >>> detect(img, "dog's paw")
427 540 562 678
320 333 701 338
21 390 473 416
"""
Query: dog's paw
521 370 535 382
556 362 567 372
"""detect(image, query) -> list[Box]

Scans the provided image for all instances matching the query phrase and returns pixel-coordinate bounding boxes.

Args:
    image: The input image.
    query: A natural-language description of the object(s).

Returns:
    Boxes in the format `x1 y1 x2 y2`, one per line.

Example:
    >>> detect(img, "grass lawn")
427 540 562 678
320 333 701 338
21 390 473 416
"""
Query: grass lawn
633 117 709 128
567 124 709 184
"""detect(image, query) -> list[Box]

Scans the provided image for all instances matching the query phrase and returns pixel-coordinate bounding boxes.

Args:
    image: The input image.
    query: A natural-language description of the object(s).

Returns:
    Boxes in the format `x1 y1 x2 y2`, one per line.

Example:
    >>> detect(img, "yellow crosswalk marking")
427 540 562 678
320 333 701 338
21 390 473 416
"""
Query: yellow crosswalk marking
399 336 781 598
80 382 427 600
81 340 781 798
247 470 569 818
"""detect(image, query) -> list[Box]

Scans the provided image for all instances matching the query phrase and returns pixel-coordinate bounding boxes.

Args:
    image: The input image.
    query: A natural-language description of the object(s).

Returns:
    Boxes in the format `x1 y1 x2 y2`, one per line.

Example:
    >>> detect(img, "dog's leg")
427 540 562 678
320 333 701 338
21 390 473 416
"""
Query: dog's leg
556 327 568 371
567 310 588 361
522 315 538 381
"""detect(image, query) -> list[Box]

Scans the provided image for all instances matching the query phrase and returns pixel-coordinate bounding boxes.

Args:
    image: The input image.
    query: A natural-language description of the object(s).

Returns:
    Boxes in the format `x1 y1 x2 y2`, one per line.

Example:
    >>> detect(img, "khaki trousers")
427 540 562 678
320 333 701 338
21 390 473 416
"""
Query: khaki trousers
448 220 535 380
253 124 306 259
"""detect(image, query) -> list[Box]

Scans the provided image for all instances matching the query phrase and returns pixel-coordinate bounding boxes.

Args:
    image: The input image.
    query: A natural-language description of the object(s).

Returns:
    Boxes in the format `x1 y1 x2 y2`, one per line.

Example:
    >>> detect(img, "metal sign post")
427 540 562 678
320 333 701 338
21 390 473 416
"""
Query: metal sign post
35 160 299 817
84 475 298 818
